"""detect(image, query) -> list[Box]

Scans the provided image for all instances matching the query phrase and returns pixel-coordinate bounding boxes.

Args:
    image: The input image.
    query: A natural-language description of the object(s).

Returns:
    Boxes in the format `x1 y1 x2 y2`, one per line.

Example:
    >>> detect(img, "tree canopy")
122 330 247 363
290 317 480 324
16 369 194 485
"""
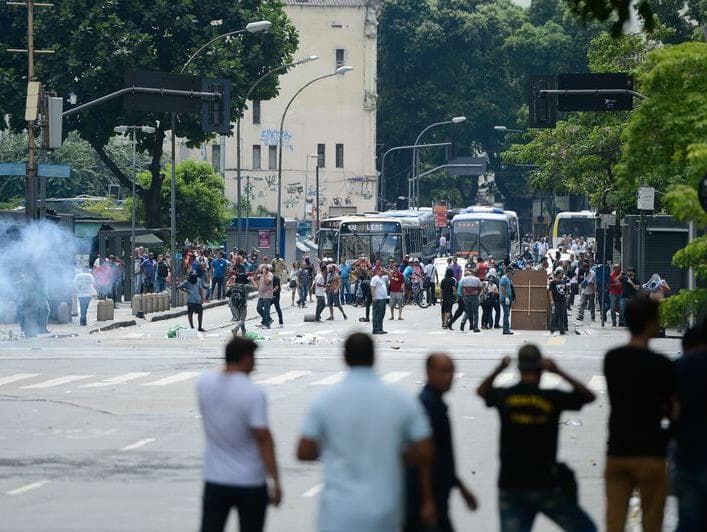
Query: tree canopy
0 0 298 227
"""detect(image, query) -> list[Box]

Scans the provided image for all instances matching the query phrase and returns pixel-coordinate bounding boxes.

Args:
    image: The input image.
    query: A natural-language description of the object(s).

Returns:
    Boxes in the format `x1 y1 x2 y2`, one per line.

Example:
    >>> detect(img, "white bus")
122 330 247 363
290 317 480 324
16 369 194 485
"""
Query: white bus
380 209 437 261
451 207 512 260
552 210 597 248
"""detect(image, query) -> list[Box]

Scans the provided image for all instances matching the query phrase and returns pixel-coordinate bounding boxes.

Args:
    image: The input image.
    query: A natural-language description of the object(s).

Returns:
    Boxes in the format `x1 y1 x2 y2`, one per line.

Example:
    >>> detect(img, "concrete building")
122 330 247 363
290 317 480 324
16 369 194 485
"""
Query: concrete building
196 0 382 221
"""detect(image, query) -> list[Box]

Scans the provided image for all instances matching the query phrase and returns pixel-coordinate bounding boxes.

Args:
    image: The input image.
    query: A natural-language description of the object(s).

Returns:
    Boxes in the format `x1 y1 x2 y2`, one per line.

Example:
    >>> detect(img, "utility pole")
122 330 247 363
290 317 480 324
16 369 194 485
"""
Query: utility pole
7 0 56 221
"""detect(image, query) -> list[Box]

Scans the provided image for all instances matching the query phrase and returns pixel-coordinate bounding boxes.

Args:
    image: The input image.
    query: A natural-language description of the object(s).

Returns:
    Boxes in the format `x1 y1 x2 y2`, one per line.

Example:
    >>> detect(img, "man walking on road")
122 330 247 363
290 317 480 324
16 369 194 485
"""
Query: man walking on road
388 266 405 321
197 337 281 532
297 333 435 532
405 354 478 532
478 345 597 532
460 267 482 333
179 271 207 332
73 266 95 326
603 296 675 532
499 266 516 335
313 263 327 322
370 268 388 334
254 265 274 329
211 251 229 300
577 261 596 321
607 264 622 327
549 268 569 335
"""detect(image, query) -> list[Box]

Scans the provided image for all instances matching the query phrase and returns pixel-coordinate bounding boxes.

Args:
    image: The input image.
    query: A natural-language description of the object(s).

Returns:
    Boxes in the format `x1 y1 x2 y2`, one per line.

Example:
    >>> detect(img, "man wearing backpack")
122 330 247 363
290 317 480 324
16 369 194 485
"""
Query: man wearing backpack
156 255 170 293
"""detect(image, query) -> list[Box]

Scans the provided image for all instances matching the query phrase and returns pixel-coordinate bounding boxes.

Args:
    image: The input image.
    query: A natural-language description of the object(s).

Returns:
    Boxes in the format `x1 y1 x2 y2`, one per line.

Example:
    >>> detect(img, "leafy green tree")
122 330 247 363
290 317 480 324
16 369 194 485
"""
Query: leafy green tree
0 0 298 227
137 159 229 243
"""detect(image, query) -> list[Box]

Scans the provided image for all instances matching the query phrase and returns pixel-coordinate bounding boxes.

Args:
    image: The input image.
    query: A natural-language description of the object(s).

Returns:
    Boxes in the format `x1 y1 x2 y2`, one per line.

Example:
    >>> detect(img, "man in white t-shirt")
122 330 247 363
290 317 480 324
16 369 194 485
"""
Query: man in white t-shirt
370 269 388 334
313 263 327 322
73 267 95 326
197 337 281 532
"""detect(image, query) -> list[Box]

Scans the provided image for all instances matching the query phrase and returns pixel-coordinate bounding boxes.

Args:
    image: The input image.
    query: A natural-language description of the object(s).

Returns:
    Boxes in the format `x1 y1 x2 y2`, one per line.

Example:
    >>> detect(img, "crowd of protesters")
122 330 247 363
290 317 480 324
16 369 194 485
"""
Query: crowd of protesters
197 300 707 532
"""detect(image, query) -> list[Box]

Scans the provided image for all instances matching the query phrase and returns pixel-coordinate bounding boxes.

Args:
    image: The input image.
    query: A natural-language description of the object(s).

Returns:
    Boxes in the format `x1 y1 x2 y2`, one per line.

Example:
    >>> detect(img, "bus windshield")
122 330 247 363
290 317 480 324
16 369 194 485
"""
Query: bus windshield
558 218 595 239
453 219 509 259
339 233 402 264
317 229 338 260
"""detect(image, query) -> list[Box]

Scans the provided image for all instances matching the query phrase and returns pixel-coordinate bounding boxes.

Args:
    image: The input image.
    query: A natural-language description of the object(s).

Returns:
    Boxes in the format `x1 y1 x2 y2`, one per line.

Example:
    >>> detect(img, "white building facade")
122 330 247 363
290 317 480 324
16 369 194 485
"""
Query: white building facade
204 0 382 221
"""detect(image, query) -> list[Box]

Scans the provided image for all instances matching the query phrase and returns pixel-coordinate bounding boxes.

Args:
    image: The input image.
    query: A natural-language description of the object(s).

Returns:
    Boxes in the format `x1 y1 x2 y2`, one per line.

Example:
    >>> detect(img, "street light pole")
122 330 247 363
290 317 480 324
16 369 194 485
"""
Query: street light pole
411 116 466 209
305 153 318 219
236 55 318 249
315 162 320 231
170 21 271 305
275 66 353 254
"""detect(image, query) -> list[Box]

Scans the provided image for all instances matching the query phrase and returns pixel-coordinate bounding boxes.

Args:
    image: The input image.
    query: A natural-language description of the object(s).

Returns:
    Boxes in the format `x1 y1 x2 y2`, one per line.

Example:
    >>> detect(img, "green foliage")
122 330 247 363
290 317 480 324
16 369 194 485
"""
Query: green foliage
661 288 707 327
137 159 228 243
81 198 130 222
0 0 298 227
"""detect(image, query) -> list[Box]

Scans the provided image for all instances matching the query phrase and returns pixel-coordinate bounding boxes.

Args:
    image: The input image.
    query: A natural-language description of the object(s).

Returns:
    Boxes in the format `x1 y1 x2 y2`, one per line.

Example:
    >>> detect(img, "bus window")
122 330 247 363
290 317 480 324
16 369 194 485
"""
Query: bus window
557 218 595 239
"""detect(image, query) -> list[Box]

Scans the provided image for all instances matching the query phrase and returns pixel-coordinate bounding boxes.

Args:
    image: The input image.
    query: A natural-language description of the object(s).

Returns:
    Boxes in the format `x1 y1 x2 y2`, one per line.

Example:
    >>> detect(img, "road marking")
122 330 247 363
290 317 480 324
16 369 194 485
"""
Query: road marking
381 371 412 384
256 371 312 385
312 330 332 335
546 336 567 346
388 330 408 335
427 331 445 335
142 372 200 386
119 438 156 452
82 372 151 388
0 373 40 387
312 372 345 386
454 372 465 380
290 322 305 327
6 480 49 496
21 375 93 389
302 483 323 498
495 372 516 386
540 374 562 389
588 375 607 392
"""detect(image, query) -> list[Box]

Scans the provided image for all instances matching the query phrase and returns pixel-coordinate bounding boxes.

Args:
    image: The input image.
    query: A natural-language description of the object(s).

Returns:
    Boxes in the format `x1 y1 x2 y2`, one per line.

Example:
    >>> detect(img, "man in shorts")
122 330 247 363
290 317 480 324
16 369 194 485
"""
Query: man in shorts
389 266 405 320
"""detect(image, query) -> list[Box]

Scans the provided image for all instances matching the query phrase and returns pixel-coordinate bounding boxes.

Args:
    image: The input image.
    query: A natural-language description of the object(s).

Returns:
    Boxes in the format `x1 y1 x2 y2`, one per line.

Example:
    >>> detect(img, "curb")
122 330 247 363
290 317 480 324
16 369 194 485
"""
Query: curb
89 320 137 334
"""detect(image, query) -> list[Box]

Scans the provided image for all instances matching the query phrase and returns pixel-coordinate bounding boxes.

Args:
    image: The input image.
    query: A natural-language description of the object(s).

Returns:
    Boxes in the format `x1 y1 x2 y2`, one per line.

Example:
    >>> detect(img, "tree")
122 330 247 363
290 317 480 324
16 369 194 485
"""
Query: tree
137 159 229 243
0 1 298 227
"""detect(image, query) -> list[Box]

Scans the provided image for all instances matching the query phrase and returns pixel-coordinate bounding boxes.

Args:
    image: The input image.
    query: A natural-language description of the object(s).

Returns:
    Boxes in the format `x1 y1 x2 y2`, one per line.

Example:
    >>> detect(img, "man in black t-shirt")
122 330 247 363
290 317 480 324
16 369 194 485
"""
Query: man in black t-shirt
549 268 569 334
478 345 596 532
618 268 639 327
603 296 675 532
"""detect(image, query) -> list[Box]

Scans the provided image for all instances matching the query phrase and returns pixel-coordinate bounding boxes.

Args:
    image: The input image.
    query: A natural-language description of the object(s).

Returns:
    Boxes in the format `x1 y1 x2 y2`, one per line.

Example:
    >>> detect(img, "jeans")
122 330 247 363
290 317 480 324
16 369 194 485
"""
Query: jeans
619 297 630 326
256 297 273 327
200 481 268 532
499 488 596 532
155 276 166 293
372 299 386 332
463 295 480 330
608 293 621 325
315 295 326 321
578 292 595 320
78 296 91 326
604 456 668 532
297 284 308 306
502 302 512 333
339 278 351 304
272 297 283 325
211 277 224 299
675 462 707 532
551 299 568 332
230 304 247 335
491 299 501 327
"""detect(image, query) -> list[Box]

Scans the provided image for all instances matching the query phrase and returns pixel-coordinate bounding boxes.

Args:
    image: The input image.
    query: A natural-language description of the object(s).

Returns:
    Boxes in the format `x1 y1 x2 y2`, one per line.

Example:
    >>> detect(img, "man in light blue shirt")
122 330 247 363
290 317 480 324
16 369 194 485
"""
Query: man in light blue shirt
297 333 435 532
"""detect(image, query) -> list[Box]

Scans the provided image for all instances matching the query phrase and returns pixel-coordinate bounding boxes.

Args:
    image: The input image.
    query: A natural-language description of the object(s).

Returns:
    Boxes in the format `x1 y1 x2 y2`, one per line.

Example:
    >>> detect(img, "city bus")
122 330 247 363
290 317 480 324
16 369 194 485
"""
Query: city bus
551 210 597 247
380 209 437 261
316 217 344 260
451 207 512 260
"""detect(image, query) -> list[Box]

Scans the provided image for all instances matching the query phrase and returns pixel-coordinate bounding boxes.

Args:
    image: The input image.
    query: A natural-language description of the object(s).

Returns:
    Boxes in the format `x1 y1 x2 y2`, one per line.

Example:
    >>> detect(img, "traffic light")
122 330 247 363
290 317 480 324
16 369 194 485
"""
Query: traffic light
201 78 232 134
527 76 556 129
47 96 63 148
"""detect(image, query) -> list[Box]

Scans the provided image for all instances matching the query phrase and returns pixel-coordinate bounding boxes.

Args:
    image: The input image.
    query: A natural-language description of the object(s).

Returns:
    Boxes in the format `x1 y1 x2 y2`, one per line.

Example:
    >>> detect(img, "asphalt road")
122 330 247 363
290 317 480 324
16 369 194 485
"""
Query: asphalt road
0 298 682 531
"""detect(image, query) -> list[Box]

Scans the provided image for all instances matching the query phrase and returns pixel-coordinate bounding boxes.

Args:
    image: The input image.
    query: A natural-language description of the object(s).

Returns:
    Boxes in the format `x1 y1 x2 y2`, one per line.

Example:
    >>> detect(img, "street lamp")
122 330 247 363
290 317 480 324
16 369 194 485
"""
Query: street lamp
304 153 318 220
113 124 155 299
236 54 319 248
169 20 271 306
275 65 353 254
494 125 524 134
411 116 466 209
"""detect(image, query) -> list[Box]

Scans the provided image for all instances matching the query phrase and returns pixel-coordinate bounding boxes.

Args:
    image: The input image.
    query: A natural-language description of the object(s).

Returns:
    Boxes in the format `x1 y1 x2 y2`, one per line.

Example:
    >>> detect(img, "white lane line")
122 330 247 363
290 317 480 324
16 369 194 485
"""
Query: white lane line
388 330 408 335
312 330 332 335
6 480 49 496
21 375 93 389
382 371 412 384
290 322 305 327
540 374 562 389
82 372 151 388
302 483 323 498
454 372 465 380
311 372 345 386
119 438 156 452
588 375 607 392
495 372 516 386
0 373 40 387
256 371 312 385
142 372 200 386
427 331 445 335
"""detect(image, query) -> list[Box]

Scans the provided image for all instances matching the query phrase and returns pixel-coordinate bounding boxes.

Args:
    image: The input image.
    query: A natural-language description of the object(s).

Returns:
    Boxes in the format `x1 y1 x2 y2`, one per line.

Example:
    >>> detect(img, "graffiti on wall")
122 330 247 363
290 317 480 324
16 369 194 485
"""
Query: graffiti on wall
260 129 294 151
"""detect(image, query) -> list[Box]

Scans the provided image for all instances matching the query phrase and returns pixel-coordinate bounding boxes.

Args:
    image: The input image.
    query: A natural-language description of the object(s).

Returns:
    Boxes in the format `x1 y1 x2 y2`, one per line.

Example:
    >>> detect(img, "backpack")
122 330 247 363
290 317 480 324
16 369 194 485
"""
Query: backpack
157 261 169 278
229 286 246 308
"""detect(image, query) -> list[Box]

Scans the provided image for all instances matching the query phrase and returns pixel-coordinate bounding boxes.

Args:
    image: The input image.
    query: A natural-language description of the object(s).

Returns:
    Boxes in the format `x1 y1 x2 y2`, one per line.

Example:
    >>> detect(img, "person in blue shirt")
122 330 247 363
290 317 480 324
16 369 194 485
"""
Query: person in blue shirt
499 266 516 335
339 260 352 305
210 251 229 300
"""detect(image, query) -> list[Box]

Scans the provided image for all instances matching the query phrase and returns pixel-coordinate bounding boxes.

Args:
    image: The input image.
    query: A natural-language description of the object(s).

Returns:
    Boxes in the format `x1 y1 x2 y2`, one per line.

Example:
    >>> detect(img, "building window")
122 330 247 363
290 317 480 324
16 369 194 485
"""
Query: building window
252 100 261 125
212 144 221 174
335 143 344 168
317 143 326 168
252 145 261 170
268 145 277 170
335 48 345 69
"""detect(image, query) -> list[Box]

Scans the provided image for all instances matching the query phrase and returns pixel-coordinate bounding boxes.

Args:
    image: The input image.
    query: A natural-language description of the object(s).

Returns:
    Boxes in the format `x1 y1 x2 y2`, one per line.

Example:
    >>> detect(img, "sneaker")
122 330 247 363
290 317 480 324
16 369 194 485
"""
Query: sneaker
198 328 206 332
503 330 514 335
473 329 481 333
326 317 334 321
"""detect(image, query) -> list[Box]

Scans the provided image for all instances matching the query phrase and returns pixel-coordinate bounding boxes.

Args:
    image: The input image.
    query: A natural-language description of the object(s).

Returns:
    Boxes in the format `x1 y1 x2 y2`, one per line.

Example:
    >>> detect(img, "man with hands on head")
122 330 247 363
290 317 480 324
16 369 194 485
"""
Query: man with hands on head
477 345 597 532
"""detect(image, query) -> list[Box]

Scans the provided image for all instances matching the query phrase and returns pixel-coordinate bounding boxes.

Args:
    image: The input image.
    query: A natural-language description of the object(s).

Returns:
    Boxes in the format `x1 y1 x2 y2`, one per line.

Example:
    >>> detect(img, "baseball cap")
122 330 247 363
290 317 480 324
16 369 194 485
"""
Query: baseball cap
518 344 543 372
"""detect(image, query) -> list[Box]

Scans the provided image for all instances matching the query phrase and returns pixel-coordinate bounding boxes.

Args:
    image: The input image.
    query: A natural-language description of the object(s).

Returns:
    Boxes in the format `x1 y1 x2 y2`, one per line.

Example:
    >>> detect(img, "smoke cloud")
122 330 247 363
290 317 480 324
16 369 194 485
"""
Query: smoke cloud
0 220 78 336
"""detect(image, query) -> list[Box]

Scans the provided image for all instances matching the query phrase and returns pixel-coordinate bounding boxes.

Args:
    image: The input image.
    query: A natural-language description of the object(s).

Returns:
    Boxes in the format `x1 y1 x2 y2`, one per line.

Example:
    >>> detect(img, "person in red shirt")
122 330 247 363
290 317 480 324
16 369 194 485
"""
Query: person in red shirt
608 264 623 327
476 257 489 281
388 268 405 320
